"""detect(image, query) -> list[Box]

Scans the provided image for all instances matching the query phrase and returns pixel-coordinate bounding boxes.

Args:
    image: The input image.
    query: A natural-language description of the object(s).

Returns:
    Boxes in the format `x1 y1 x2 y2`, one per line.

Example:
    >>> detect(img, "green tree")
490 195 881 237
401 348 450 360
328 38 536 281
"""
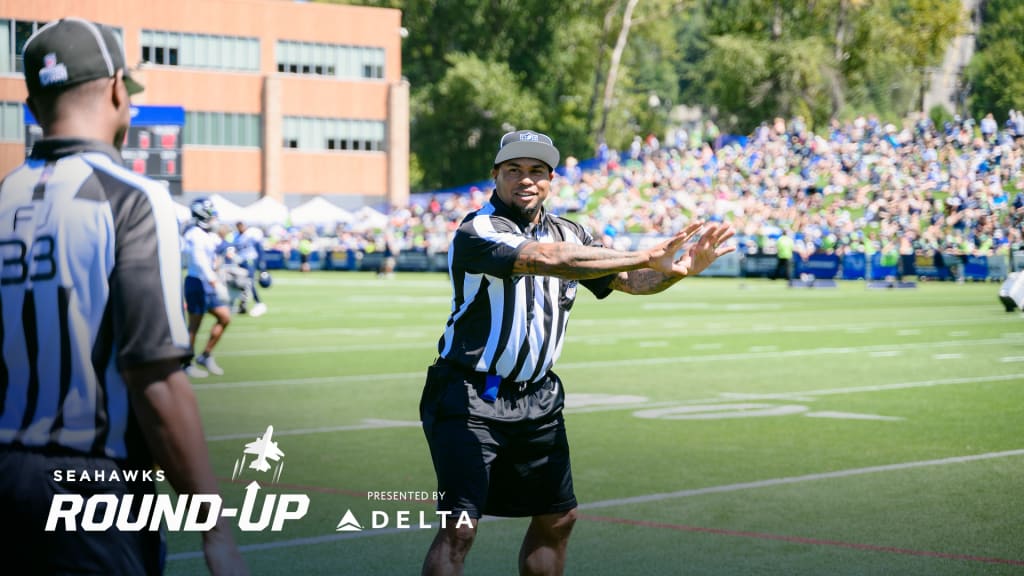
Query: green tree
967 0 1024 122
411 53 544 191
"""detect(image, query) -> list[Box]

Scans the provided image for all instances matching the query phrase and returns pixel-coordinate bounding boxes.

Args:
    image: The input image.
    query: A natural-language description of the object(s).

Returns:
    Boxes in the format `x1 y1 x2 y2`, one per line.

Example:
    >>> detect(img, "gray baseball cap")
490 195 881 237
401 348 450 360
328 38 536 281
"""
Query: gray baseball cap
494 130 560 171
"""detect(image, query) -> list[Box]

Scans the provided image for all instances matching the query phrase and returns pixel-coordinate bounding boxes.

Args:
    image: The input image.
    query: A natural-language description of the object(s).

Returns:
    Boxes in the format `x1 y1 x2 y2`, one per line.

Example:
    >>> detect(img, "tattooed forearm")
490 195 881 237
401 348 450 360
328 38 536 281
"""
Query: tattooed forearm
513 242 650 279
609 268 683 295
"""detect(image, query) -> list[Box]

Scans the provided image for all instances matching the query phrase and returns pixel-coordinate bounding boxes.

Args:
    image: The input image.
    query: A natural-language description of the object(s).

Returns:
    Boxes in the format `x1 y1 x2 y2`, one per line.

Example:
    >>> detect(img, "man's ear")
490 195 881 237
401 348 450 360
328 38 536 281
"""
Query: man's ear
111 71 128 112
491 167 499 179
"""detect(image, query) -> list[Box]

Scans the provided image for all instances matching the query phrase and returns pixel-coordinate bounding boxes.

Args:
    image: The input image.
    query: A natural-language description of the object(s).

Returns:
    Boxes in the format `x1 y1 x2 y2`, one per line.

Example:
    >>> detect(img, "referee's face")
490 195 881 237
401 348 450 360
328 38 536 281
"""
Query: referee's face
492 159 552 224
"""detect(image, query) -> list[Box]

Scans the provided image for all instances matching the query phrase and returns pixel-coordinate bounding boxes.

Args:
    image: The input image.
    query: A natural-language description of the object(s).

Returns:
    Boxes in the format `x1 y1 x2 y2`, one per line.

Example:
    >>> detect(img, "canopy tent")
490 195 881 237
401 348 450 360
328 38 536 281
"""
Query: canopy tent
289 196 354 228
239 196 290 227
207 194 245 224
352 205 389 230
172 201 191 224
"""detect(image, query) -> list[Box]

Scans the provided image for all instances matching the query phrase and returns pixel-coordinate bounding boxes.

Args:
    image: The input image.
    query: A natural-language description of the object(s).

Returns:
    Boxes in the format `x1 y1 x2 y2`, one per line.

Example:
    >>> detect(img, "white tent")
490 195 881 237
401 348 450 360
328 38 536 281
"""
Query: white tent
353 206 389 230
172 201 191 224
290 196 354 227
208 194 245 224
239 196 290 227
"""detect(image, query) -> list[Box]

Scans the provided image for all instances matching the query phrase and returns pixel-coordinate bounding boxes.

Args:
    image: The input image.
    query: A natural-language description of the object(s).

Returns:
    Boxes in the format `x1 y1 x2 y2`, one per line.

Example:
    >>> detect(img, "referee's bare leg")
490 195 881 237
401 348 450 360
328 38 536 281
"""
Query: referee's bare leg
519 508 577 576
422 517 478 575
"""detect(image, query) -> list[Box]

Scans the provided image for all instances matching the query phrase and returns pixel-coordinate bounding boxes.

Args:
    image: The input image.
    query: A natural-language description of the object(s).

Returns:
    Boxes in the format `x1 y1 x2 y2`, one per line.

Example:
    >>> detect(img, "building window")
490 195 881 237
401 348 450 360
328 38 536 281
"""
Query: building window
142 30 258 72
184 111 261 147
281 116 386 152
0 101 24 141
276 40 384 80
0 20 126 74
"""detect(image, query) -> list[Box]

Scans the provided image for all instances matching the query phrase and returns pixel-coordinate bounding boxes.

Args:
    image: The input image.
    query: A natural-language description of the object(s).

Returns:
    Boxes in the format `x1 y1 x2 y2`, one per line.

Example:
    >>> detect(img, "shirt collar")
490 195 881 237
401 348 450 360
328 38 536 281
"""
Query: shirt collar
30 138 123 164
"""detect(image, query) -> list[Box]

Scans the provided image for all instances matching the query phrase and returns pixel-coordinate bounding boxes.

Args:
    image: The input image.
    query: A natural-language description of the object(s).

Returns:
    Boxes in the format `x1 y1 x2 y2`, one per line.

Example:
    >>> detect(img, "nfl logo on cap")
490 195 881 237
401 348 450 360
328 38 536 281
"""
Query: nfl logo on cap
39 52 69 87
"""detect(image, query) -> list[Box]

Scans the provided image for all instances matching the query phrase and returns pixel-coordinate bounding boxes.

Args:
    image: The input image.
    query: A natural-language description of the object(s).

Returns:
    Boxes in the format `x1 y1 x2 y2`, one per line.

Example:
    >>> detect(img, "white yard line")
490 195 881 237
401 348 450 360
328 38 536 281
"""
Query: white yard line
577 449 1024 510
192 339 1019 392
200 374 1024 440
207 420 421 442
167 448 1024 560
224 316 1014 342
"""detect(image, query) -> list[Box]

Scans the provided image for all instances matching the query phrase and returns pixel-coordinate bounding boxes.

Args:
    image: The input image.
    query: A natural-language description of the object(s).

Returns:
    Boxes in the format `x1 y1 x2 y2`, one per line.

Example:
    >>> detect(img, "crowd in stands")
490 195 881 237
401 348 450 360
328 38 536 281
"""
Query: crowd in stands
272 110 1024 271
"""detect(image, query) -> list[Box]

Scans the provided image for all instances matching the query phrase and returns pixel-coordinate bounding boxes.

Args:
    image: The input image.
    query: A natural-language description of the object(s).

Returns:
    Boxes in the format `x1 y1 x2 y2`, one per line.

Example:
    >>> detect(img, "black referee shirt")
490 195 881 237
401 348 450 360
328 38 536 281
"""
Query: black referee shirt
0 139 190 461
438 195 614 382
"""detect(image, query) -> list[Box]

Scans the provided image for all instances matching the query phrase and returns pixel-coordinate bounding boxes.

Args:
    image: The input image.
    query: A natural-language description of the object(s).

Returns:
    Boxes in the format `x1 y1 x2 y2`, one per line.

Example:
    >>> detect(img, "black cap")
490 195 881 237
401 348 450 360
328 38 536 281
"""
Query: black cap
23 18 144 97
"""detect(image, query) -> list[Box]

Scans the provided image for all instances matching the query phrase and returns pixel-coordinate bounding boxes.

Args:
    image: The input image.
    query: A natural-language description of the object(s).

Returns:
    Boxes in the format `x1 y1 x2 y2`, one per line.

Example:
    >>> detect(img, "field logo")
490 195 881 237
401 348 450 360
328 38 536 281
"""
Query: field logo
233 424 285 482
336 510 364 532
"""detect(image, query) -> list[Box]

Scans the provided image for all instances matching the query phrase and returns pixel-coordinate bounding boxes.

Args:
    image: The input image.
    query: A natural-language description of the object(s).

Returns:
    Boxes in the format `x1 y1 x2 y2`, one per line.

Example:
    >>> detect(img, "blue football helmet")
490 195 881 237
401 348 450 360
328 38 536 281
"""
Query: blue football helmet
190 197 217 230
258 271 272 289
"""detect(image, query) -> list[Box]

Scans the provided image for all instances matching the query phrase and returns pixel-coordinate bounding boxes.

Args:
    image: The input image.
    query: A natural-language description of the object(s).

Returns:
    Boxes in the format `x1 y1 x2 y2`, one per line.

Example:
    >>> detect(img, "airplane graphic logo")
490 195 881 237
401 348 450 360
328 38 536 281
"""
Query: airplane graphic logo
232 425 286 482
336 510 363 532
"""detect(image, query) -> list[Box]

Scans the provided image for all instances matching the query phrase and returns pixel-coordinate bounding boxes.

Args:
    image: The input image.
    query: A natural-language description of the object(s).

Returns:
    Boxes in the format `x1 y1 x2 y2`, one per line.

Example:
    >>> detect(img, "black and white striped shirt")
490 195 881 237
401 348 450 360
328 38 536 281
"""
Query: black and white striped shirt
438 196 614 382
0 139 190 460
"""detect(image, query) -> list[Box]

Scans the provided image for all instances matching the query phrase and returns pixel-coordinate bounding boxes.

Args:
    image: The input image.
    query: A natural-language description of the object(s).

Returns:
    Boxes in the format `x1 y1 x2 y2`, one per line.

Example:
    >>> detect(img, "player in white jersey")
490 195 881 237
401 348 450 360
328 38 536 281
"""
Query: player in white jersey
182 198 232 376
233 220 267 317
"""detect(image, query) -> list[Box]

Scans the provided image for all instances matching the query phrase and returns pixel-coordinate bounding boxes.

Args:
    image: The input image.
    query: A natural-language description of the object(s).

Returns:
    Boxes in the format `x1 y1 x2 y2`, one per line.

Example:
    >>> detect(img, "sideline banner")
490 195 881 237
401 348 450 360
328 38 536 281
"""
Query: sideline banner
795 254 840 279
963 255 989 280
742 254 777 277
869 253 898 280
840 253 866 280
698 251 741 277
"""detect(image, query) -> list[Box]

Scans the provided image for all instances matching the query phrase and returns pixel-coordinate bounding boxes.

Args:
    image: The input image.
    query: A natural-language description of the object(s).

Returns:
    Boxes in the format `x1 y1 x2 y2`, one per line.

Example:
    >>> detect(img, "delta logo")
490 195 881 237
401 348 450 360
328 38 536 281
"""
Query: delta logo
335 509 473 532
45 424 309 533
336 490 472 532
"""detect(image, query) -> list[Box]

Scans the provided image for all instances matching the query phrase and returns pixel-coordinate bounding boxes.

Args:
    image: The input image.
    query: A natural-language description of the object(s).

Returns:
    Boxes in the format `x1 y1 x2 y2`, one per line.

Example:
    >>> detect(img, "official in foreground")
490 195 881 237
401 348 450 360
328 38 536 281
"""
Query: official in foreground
0 18 247 575
420 130 735 575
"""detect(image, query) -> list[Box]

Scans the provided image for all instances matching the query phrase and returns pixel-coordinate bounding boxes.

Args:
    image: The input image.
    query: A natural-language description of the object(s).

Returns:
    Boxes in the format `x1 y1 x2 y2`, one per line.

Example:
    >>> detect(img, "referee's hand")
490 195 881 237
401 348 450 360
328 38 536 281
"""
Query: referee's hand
646 222 735 278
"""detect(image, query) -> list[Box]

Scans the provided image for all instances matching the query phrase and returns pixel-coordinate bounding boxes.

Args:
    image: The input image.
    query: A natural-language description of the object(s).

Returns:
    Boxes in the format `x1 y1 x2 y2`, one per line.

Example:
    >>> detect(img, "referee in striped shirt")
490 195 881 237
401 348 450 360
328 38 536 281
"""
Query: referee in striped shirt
420 130 735 575
0 19 245 574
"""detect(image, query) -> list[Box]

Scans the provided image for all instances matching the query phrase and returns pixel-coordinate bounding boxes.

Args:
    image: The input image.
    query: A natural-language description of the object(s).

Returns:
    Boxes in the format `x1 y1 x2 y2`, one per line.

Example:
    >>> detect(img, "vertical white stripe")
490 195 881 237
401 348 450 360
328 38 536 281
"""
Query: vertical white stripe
476 276 507 372
539 275 563 377
21 285 60 446
0 161 41 440
58 276 102 453
549 311 571 370
440 270 482 358
496 277 528 377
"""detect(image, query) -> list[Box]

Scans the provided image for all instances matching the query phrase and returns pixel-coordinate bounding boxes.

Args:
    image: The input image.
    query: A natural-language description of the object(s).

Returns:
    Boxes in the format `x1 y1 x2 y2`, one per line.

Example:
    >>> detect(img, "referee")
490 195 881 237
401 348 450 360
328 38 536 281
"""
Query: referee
0 19 246 574
420 130 735 575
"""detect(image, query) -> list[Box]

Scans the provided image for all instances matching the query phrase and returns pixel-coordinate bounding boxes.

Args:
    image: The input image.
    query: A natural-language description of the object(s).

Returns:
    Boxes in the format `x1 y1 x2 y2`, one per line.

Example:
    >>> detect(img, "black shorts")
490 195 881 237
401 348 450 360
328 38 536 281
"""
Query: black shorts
0 448 164 575
419 359 576 519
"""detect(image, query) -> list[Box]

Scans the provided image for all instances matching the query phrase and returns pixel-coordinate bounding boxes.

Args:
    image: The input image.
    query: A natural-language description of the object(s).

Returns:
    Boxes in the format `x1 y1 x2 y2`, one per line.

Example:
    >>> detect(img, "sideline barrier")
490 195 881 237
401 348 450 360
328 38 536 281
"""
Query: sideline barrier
841 253 866 280
868 253 898 280
698 251 742 277
795 254 840 279
264 246 1012 281
914 254 952 280
741 254 777 278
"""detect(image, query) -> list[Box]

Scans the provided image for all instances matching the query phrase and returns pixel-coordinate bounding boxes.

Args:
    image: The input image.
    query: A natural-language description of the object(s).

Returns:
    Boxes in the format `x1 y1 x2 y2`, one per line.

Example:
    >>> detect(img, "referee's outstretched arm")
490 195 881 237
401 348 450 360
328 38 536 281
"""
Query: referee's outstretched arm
513 220 736 292
125 359 249 575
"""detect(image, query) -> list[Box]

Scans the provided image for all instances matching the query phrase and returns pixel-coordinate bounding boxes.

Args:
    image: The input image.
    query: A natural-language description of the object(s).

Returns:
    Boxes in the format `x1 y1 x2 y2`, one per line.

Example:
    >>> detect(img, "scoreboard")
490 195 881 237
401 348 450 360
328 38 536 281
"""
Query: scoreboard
25 104 185 196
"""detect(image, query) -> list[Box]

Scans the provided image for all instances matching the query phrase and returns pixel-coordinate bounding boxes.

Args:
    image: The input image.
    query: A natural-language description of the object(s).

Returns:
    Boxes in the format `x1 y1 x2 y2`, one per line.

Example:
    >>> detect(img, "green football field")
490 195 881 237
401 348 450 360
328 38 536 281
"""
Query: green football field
165 272 1024 575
